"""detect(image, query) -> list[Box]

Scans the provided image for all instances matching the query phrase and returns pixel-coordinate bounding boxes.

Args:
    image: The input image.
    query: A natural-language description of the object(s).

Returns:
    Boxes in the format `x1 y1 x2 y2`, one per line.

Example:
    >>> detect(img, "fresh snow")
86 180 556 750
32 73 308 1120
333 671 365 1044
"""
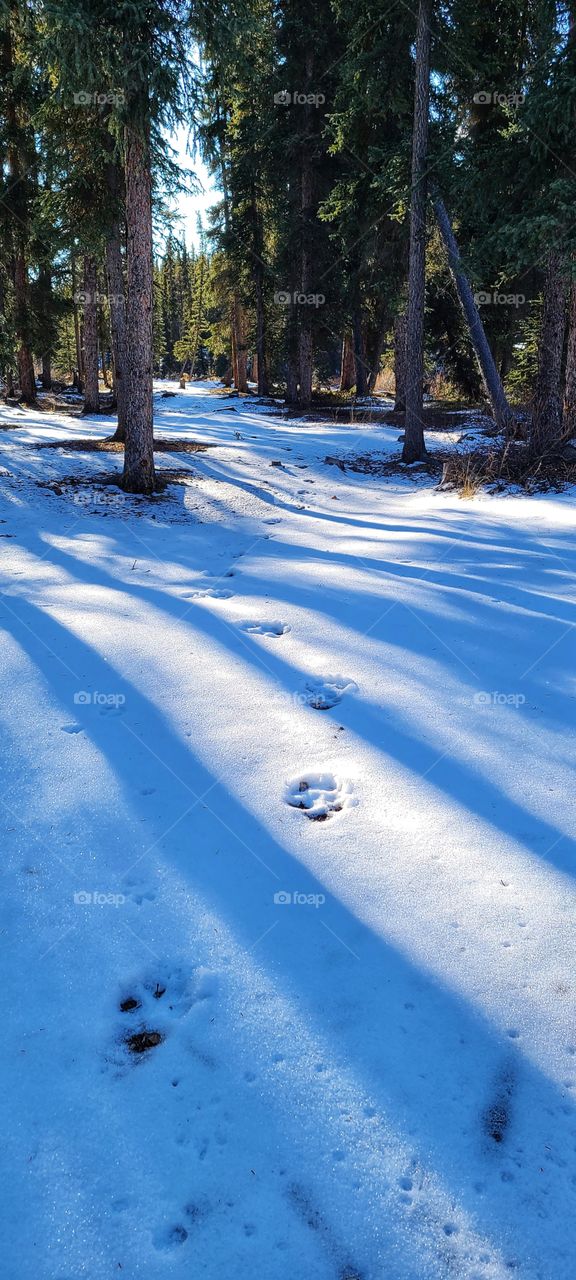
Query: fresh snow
0 381 575 1279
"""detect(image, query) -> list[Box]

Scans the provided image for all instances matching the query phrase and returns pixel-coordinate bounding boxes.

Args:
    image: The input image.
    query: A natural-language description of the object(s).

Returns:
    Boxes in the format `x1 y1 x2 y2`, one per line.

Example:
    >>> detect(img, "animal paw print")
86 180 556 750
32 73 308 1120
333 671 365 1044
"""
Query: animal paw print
284 772 354 820
241 619 290 637
299 675 357 710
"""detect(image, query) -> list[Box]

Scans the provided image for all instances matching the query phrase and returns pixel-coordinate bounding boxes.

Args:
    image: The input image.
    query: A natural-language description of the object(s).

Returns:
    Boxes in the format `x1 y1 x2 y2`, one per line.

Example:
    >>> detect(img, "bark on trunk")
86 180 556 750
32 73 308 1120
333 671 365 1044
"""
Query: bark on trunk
394 311 407 411
82 256 100 413
402 0 432 463
562 274 576 440
106 207 128 442
339 332 355 392
254 269 269 396
71 258 83 390
123 119 155 493
13 253 36 403
233 298 248 392
530 251 568 458
41 352 51 390
297 51 315 408
433 194 515 434
367 310 388 393
352 308 367 396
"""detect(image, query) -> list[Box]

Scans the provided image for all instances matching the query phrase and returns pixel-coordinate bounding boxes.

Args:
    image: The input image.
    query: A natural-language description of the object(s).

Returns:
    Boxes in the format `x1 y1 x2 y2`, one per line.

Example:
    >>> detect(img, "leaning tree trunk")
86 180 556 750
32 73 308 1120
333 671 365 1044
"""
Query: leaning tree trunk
394 311 407 411
106 208 128 441
402 0 432 463
530 251 568 458
123 117 155 493
339 332 355 391
562 274 576 440
433 194 515 434
71 258 83 389
81 256 100 413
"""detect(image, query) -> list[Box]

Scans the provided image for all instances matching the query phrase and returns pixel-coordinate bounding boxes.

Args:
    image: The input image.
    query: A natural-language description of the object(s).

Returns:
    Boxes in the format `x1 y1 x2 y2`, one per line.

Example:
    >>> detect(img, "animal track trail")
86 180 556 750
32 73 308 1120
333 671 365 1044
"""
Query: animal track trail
285 772 355 821
287 1183 363 1279
300 675 357 710
483 1059 516 1145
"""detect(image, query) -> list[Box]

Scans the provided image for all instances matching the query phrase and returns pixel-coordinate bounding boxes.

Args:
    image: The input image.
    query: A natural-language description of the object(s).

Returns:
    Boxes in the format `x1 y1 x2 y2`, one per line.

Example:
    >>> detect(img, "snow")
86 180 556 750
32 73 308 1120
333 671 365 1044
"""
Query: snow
0 380 575 1279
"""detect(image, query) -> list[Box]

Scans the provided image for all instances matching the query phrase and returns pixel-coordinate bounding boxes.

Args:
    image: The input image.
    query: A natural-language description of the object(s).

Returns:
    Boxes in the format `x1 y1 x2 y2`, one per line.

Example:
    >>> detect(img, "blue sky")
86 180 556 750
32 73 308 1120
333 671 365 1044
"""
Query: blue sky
168 125 219 247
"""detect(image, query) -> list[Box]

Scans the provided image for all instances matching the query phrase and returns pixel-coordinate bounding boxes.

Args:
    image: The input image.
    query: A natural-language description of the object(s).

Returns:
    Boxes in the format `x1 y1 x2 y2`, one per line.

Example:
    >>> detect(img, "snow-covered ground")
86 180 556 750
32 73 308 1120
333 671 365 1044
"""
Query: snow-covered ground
0 381 575 1280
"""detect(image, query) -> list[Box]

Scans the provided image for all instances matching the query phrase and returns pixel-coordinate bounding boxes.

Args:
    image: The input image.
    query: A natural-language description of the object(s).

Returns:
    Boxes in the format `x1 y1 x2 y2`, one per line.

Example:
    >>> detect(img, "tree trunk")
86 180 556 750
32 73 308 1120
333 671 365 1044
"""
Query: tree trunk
71 258 83 389
233 298 248 392
123 118 155 493
106 209 128 442
352 307 367 396
530 251 568 458
4 14 36 405
12 253 36 403
41 352 51 390
254 267 269 395
81 256 100 413
562 274 576 440
298 50 315 408
367 309 388 392
402 0 432 463
339 332 355 391
394 311 407 410
433 194 515 434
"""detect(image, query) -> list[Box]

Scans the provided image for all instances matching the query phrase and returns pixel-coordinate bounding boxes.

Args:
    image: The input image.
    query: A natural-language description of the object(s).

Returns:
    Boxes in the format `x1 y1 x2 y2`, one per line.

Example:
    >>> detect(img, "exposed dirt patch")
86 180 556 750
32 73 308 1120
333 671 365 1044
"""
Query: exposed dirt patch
125 1029 164 1054
119 996 141 1012
325 452 445 479
36 468 197 497
36 437 212 454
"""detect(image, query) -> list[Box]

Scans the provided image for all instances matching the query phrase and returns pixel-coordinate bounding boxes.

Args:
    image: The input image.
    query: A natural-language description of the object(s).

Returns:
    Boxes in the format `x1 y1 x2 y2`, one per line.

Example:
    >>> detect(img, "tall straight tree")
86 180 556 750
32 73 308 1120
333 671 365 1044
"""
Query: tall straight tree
122 85 155 492
402 0 432 463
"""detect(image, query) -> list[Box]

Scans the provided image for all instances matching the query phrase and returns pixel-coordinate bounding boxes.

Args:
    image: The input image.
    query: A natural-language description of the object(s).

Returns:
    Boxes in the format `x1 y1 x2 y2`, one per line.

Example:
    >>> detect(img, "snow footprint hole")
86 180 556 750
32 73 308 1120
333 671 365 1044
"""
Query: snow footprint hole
300 674 357 710
285 772 354 820
241 619 290 637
